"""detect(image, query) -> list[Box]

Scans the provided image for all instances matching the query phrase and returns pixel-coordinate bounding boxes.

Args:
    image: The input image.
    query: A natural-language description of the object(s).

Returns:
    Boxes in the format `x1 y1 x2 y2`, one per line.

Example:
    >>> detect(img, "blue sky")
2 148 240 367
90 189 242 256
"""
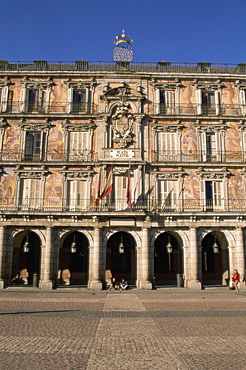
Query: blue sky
1 0 246 64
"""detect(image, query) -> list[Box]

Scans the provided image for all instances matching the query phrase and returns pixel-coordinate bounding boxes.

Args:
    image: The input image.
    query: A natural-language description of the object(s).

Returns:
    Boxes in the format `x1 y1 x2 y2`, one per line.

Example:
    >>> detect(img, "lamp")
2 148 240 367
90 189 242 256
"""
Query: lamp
166 234 172 272
70 235 77 253
212 235 219 254
118 236 125 254
166 234 173 254
23 234 29 253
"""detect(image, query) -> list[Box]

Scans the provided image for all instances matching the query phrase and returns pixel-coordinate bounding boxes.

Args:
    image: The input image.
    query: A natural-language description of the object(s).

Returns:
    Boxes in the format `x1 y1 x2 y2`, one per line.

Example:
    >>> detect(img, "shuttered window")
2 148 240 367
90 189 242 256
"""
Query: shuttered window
158 132 177 161
159 180 178 210
21 178 41 209
69 132 88 160
68 180 88 210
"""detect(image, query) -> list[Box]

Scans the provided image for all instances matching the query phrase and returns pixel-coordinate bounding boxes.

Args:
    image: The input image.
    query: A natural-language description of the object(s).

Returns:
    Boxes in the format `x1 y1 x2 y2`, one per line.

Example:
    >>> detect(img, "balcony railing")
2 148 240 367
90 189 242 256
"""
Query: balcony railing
0 150 97 162
0 60 246 74
153 150 245 163
0 102 98 114
150 103 243 116
0 198 245 213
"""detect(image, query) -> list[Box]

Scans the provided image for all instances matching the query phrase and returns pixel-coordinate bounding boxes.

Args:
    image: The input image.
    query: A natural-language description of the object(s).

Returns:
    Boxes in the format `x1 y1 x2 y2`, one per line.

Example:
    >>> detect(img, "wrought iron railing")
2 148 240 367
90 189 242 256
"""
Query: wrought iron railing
0 61 246 74
0 150 97 162
150 103 244 116
153 150 245 163
0 101 98 114
0 198 245 213
1 101 245 117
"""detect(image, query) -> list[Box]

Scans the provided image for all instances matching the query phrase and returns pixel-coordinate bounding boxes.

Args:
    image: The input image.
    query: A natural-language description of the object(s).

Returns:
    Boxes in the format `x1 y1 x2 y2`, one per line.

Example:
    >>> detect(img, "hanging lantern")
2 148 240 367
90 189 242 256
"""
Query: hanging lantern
212 235 219 254
166 234 173 254
70 235 77 253
23 234 29 253
118 236 125 254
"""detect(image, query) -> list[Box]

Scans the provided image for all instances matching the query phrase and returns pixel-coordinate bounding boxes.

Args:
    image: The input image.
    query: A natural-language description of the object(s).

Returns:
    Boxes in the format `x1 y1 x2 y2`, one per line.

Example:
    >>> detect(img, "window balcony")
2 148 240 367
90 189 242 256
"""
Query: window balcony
0 198 245 214
1 101 98 114
153 150 245 163
150 103 242 116
0 150 97 163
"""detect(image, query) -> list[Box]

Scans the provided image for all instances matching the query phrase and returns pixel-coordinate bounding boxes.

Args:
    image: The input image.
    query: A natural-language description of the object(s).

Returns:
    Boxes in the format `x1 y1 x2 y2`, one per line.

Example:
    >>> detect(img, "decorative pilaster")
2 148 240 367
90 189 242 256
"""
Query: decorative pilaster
189 227 202 290
139 227 152 289
40 227 53 290
0 226 5 289
89 227 102 290
235 227 245 289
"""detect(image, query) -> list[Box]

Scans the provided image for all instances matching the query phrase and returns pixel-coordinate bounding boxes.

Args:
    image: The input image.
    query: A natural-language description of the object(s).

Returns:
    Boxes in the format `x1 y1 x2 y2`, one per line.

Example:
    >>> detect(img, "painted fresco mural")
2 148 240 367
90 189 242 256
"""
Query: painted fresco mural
44 172 63 207
47 125 64 161
0 168 16 206
2 124 20 160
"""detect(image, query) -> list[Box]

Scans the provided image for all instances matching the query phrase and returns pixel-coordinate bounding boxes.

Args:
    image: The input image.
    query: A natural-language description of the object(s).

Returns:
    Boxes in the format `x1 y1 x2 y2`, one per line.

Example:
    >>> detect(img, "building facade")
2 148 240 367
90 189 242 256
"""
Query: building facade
0 58 245 290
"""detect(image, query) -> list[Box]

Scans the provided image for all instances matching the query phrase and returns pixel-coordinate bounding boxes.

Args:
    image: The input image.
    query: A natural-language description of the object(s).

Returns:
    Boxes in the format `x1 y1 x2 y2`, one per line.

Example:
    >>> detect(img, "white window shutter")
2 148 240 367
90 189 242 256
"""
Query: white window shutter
165 91 175 114
66 88 73 113
215 132 221 161
213 181 222 208
200 180 205 208
69 180 77 210
154 89 160 114
215 91 220 115
30 179 41 208
1 86 8 112
196 89 202 115
201 132 207 161
20 87 27 113
240 90 246 116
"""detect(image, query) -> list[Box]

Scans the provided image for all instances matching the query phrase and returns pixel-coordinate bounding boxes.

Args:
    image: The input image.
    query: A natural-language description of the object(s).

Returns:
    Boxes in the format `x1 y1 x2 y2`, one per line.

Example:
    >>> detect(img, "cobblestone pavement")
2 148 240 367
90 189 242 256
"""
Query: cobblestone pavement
0 287 246 370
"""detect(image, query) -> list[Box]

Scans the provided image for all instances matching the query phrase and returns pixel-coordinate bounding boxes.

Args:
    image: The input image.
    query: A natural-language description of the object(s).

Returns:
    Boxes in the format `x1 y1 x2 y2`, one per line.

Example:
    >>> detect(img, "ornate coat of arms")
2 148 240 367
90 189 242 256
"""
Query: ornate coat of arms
112 103 134 148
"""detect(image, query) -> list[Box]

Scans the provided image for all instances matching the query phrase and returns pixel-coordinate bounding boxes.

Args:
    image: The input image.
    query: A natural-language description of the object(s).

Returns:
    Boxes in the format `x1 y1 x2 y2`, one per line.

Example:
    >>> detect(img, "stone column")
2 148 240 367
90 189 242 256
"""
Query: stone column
89 227 102 290
0 226 5 289
140 227 152 289
189 227 202 290
235 227 245 289
40 227 53 290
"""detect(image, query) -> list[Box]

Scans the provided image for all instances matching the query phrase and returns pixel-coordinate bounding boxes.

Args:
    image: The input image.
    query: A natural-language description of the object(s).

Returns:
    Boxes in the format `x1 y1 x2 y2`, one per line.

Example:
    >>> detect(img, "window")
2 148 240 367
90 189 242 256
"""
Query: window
68 180 88 210
196 89 220 115
27 90 47 113
157 132 178 161
159 90 175 114
21 178 41 209
66 86 90 114
0 85 9 113
68 131 89 161
24 132 42 161
201 180 223 210
200 131 221 162
239 90 246 116
113 175 132 211
20 79 52 114
73 90 86 113
159 180 178 211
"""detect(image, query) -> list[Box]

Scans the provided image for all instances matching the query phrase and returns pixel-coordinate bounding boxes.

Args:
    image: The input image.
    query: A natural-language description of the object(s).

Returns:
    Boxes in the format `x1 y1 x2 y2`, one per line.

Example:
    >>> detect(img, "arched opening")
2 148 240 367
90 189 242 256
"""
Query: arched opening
12 231 41 286
202 232 228 285
59 231 89 286
154 232 183 286
106 231 136 286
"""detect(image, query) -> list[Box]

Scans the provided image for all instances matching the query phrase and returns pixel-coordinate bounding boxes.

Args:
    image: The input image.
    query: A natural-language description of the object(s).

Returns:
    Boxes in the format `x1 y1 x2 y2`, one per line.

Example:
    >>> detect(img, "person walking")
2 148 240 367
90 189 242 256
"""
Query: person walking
232 269 240 293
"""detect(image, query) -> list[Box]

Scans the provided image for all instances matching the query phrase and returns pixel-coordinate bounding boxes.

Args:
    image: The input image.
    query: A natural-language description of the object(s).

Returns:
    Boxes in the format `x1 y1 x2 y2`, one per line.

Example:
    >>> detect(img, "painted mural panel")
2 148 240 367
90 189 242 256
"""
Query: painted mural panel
0 168 16 207
183 170 200 209
181 124 198 161
228 169 245 207
44 172 63 208
225 123 242 161
47 125 64 161
2 123 20 160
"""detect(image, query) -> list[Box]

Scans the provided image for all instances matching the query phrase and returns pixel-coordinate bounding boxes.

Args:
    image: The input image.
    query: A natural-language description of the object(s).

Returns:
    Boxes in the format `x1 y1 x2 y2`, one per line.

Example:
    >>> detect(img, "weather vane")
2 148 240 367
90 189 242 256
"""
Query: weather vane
113 30 134 62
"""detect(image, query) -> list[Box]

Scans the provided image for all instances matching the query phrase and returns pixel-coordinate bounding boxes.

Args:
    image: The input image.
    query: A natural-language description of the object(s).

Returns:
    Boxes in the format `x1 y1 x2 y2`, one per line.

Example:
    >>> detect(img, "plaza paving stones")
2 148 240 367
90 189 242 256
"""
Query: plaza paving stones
0 288 245 369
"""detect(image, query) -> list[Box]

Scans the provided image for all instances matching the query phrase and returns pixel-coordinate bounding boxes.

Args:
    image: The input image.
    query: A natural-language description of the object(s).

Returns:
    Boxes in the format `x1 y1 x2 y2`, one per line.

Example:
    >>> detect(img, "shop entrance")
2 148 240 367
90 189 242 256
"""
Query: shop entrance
154 232 183 286
59 231 89 285
106 231 136 285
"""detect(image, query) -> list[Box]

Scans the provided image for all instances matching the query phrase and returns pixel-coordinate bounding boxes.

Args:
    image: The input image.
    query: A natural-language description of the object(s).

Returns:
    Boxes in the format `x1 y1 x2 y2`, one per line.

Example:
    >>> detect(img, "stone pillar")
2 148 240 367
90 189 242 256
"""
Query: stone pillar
235 227 245 290
89 227 102 290
0 226 5 289
189 227 202 290
139 228 152 289
40 227 53 290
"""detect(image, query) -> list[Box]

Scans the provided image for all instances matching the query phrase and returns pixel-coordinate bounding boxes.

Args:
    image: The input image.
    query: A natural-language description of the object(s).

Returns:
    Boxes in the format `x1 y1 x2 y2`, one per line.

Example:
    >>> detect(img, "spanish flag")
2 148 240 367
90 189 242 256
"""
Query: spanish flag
96 165 114 202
